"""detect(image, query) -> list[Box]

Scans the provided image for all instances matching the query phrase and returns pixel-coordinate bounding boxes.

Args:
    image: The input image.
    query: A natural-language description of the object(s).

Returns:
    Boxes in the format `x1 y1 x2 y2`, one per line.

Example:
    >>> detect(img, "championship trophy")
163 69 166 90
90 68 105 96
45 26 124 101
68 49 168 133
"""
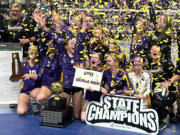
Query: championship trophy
40 82 73 128
9 53 23 82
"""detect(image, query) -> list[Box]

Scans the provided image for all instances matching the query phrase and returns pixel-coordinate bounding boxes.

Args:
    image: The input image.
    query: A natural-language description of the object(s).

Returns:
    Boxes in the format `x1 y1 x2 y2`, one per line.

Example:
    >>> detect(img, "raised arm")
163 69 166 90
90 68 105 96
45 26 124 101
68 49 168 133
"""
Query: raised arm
122 0 131 14
147 0 157 29
162 75 180 89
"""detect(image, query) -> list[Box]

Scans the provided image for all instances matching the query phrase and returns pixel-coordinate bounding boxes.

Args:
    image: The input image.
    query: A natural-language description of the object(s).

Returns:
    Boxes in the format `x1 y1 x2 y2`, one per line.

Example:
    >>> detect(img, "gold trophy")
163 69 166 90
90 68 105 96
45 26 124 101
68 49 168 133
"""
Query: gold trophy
9 53 23 82
51 81 64 100
40 82 73 128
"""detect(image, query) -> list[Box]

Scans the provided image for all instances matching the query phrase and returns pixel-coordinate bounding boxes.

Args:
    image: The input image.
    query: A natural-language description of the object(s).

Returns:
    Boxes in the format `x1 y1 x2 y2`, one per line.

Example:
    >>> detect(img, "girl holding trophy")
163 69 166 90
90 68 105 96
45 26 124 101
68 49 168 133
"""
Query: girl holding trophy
17 44 41 115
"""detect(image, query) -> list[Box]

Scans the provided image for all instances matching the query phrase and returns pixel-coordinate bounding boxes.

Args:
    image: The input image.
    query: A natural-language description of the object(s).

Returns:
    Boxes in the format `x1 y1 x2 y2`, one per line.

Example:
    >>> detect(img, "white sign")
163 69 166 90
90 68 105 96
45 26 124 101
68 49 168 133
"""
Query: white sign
86 95 159 135
73 68 103 91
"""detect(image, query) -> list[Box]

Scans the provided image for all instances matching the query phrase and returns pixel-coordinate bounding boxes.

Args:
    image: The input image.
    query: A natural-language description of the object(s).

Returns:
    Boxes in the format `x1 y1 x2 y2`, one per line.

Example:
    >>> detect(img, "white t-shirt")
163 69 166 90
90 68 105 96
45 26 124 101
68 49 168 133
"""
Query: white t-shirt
128 70 152 107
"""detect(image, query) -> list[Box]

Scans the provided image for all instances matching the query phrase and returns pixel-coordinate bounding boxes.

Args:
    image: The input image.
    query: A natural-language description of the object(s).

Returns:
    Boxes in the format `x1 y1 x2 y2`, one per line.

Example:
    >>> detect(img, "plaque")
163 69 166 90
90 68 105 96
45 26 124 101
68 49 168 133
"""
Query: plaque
9 53 23 82
40 82 74 128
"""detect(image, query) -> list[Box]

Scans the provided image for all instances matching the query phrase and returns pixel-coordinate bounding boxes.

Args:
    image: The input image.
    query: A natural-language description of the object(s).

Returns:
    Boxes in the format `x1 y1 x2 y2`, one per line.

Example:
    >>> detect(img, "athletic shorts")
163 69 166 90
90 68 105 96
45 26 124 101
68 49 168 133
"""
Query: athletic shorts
64 87 83 95
41 82 51 90
85 90 102 102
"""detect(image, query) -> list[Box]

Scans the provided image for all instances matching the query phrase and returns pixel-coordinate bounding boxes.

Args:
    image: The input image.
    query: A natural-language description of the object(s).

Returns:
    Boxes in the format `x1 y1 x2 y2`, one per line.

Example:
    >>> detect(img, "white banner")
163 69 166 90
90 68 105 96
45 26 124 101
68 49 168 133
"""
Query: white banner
73 68 103 91
86 95 159 135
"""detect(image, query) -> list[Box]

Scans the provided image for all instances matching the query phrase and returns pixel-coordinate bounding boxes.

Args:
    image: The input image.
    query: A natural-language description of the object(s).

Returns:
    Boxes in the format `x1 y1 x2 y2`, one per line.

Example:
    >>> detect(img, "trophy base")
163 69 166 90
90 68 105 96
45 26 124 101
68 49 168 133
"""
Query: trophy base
40 119 74 128
40 106 74 128
47 98 66 111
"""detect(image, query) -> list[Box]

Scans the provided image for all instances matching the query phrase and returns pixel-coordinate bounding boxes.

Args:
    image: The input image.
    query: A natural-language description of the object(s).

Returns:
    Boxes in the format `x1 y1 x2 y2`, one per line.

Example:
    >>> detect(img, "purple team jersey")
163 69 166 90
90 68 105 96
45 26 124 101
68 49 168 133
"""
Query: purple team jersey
54 32 86 89
39 55 61 89
20 60 41 93
101 69 130 95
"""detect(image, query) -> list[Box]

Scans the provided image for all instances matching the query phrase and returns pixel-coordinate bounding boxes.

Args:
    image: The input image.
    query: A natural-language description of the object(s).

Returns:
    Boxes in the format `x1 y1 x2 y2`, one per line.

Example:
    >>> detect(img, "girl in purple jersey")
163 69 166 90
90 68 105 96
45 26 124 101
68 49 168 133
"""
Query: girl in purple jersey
101 54 131 95
36 41 61 103
90 27 109 60
58 38 84 119
122 1 151 62
17 44 41 115
81 52 104 122
34 10 66 58
109 41 127 70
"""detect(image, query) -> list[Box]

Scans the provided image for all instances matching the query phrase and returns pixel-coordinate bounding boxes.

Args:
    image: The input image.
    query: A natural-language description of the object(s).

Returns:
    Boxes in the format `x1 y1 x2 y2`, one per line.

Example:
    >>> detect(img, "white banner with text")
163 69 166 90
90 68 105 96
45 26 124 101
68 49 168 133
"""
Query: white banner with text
73 68 103 91
86 95 159 134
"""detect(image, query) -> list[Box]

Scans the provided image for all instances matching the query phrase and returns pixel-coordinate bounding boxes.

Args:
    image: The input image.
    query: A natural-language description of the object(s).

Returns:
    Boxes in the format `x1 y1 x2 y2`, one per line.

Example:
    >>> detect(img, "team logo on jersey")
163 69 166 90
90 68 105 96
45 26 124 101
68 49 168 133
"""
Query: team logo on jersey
71 59 74 64
110 80 115 87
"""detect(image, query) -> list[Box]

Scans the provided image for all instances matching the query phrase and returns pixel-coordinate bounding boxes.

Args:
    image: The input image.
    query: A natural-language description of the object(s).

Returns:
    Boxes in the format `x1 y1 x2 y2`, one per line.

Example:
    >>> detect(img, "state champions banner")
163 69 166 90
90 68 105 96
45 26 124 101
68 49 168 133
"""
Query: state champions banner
86 95 159 135
73 68 103 91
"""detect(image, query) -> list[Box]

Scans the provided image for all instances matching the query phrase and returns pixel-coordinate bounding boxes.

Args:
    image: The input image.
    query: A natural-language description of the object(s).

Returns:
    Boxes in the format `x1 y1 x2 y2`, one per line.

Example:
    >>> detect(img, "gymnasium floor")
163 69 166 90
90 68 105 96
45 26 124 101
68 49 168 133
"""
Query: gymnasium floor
0 104 180 135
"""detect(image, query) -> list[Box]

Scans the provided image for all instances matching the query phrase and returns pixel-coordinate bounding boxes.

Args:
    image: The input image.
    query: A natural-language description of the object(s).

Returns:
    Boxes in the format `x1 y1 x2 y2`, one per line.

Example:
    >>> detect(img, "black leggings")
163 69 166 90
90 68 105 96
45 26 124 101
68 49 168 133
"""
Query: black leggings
151 92 176 120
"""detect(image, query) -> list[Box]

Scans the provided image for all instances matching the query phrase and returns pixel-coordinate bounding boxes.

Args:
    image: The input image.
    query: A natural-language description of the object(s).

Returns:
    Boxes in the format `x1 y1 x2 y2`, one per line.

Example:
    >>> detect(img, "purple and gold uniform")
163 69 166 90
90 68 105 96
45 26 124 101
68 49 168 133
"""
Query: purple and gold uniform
42 27 86 94
61 51 81 89
55 34 86 94
61 51 83 94
101 69 130 95
38 27 66 58
20 60 41 93
53 31 86 62
39 54 61 89
64 31 87 59
127 13 151 60
130 35 150 60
